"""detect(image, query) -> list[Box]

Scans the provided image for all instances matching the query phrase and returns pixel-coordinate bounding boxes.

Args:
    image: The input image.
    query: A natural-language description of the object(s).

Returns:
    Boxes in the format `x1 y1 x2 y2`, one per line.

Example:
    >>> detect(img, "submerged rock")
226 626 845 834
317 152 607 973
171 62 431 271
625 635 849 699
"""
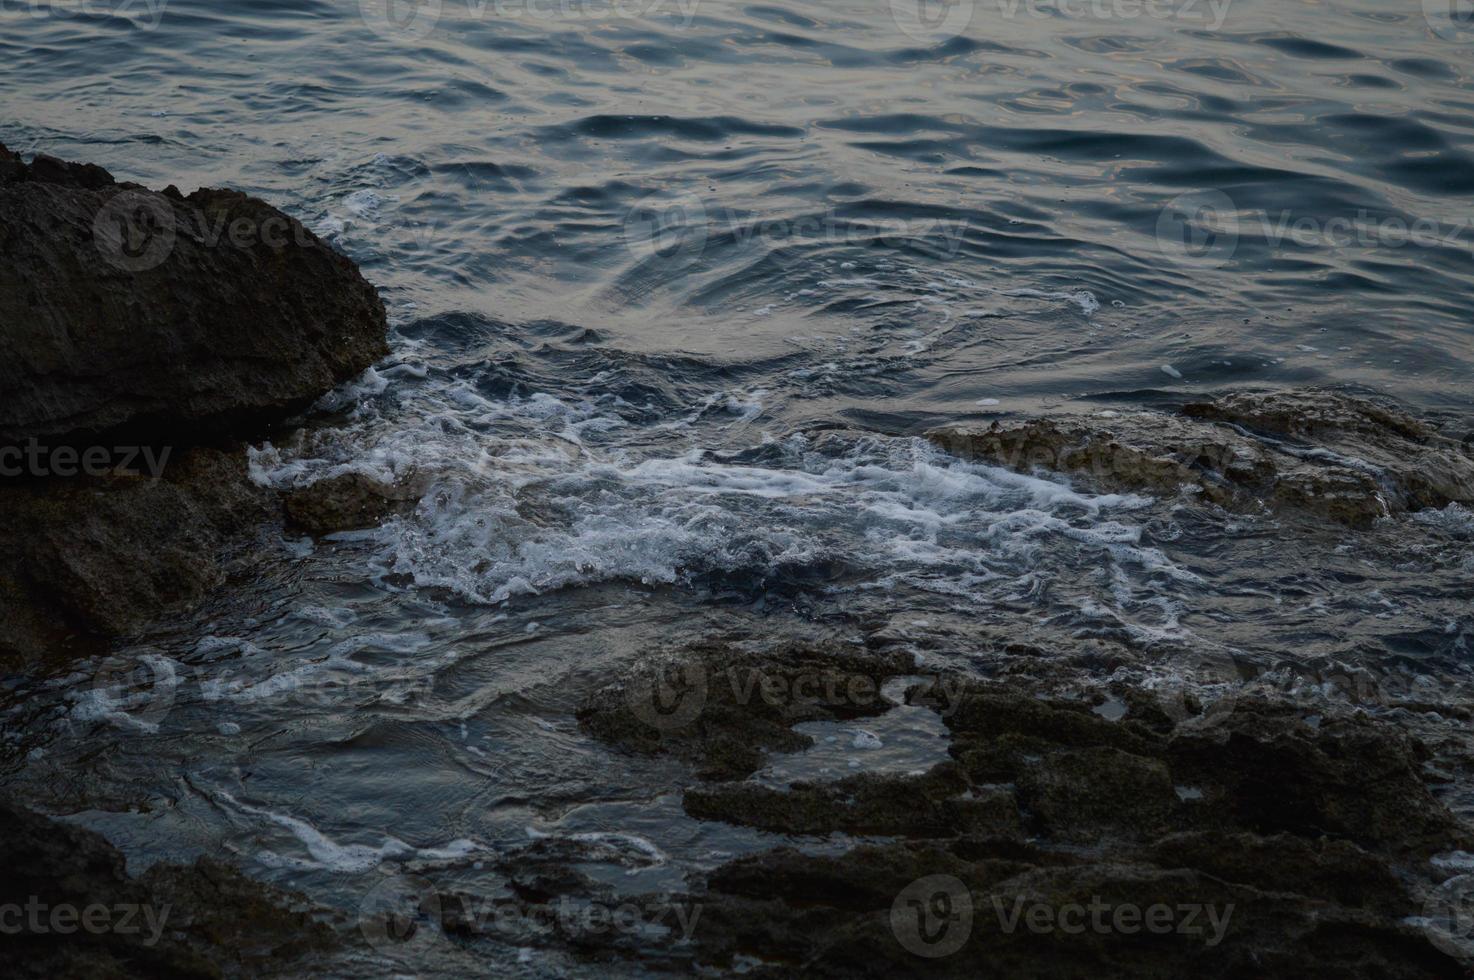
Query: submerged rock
927 388 1474 526
282 471 423 535
577 639 914 781
684 763 1021 838
0 142 388 446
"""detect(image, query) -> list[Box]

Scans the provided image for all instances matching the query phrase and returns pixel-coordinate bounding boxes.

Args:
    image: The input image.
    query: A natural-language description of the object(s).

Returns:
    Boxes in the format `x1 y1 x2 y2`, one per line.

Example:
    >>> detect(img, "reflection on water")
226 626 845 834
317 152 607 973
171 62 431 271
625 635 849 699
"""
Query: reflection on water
3 0 1474 973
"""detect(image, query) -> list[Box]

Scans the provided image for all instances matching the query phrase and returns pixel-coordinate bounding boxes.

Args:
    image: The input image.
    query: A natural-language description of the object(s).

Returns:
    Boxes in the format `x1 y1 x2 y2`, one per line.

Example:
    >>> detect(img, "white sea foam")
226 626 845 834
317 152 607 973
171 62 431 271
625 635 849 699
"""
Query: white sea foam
1002 287 1100 316
248 352 1193 622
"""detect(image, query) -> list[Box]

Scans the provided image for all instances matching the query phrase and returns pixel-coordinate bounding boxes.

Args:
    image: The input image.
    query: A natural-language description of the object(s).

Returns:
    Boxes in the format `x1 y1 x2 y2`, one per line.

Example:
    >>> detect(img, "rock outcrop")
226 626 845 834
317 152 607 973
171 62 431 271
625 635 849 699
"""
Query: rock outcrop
551 639 1474 975
577 640 915 781
282 471 423 536
0 142 388 446
0 144 390 665
0 800 338 978
927 389 1474 527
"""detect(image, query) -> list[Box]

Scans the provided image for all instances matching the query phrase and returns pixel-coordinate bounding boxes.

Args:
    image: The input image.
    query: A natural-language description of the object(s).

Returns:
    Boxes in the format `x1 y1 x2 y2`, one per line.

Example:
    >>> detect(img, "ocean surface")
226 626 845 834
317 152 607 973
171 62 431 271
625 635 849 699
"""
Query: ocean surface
4 1 1474 974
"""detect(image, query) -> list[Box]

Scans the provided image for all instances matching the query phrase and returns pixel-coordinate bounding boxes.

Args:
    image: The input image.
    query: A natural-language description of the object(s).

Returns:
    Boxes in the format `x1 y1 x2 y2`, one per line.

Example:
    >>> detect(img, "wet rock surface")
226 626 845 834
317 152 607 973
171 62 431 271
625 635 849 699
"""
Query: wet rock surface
0 448 277 665
553 635 1474 976
0 142 388 446
0 146 400 977
927 388 1474 527
684 763 1022 839
0 146 391 666
282 471 423 535
5 170 1473 980
577 640 915 781
0 799 337 978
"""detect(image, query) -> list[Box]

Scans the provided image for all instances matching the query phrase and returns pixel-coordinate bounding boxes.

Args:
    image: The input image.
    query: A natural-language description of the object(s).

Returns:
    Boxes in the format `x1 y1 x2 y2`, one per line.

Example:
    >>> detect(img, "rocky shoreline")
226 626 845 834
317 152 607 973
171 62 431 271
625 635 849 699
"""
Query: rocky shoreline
568 642 1474 975
520 392 1474 974
4 146 1474 977
0 146 405 975
0 142 403 667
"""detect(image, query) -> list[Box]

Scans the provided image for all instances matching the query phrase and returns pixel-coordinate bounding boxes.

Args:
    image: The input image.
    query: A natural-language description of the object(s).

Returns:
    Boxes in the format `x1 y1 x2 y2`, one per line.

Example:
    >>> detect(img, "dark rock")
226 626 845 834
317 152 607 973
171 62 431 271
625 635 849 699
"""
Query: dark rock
0 448 277 666
940 687 1163 756
553 845 1463 978
1183 389 1474 514
0 798 336 978
0 143 389 447
0 146 391 664
577 639 914 780
282 471 422 535
1167 699 1466 854
927 389 1474 527
1014 746 1178 842
684 763 1022 838
1141 831 1410 916
570 663 1473 974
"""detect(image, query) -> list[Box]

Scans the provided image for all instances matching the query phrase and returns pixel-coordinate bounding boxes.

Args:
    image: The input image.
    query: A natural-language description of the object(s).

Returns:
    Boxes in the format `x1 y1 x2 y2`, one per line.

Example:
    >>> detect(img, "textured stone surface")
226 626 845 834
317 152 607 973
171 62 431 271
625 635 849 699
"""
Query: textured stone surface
282 471 423 535
0 142 388 446
927 389 1474 527
0 799 336 978
563 640 1473 976
0 448 277 665
0 145 390 665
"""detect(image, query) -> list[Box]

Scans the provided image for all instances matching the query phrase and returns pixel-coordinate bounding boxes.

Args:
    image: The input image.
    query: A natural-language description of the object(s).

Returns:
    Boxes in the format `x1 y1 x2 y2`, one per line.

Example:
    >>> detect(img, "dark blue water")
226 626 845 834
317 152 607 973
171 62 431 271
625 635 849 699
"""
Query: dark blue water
6 0 1474 410
4 2 1474 975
